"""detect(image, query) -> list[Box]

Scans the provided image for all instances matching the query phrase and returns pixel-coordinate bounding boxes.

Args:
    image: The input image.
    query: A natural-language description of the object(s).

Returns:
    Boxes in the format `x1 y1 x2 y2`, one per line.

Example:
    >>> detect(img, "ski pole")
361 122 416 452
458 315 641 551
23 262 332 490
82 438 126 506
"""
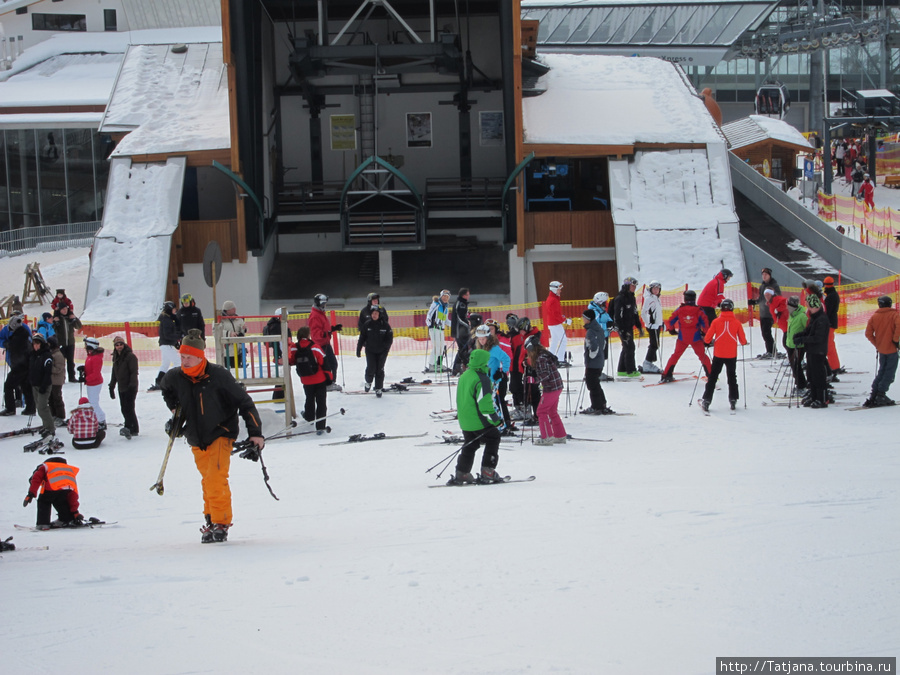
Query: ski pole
233 440 279 500
150 406 183 496
741 344 748 409
445 348 454 410
564 353 571 418
295 407 346 431
574 376 586 415
688 361 703 406
426 426 495 477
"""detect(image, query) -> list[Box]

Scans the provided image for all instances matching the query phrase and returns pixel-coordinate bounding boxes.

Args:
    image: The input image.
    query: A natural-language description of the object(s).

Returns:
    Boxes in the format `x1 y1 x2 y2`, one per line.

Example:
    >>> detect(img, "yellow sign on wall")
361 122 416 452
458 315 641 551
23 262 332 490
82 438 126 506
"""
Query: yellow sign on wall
330 114 357 151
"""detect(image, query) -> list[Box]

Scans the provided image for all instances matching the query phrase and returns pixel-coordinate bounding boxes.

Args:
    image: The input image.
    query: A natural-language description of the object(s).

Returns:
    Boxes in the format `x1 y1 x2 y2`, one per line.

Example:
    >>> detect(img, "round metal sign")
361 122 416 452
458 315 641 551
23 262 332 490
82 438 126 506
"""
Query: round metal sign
202 241 223 288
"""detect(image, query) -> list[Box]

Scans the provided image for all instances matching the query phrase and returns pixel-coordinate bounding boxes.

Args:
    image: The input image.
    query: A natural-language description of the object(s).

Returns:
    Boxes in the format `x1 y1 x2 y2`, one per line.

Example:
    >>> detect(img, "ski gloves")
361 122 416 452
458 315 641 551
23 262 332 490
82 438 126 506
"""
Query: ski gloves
109 383 116 399
23 492 35 507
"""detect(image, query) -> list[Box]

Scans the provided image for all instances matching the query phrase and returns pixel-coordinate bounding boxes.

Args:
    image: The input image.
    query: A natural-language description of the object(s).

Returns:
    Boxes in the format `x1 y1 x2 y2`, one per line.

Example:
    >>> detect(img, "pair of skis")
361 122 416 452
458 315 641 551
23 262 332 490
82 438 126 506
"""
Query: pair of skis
14 518 112 532
320 432 428 446
429 475 536 488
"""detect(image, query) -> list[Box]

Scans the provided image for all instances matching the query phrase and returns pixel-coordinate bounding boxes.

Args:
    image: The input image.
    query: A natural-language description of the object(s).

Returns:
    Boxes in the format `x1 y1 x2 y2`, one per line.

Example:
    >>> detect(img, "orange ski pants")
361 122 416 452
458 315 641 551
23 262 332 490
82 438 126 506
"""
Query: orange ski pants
192 436 233 525
827 327 841 371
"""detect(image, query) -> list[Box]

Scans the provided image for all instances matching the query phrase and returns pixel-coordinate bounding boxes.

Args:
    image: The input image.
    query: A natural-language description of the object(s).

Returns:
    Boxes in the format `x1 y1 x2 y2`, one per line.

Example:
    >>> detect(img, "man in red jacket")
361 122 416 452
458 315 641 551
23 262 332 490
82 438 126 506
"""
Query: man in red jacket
308 293 343 391
660 290 711 383
697 268 732 326
543 281 569 366
699 299 747 411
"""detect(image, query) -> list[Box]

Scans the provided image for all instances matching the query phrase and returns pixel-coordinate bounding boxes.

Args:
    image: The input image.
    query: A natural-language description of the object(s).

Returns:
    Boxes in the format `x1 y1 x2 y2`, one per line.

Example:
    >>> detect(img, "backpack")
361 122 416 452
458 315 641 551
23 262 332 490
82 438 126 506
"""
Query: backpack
294 342 319 377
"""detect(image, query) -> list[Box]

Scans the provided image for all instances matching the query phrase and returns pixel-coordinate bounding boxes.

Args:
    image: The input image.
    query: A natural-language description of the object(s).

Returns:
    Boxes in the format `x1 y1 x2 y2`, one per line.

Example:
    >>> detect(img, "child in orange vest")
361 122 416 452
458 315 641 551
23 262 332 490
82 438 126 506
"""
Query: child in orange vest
23 456 84 529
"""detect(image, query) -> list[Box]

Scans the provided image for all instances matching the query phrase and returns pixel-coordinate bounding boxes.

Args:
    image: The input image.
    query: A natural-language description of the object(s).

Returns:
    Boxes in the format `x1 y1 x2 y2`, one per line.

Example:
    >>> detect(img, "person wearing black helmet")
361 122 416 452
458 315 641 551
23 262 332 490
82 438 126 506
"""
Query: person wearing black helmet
511 317 541 422
449 288 471 375
698 268 733 326
358 292 387 333
792 295 830 408
699 299 747 412
754 268 781 359
612 277 642 377
309 293 342 391
150 300 182 392
660 290 711 383
863 295 900 407
29 333 56 438
177 293 205 339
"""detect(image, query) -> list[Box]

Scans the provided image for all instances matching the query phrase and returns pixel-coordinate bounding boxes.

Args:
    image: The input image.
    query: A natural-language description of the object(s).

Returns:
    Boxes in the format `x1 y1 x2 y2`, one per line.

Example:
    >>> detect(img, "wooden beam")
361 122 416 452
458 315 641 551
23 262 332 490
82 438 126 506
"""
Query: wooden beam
0 105 106 114
634 142 707 151
223 0 248 264
523 143 635 158
125 149 231 167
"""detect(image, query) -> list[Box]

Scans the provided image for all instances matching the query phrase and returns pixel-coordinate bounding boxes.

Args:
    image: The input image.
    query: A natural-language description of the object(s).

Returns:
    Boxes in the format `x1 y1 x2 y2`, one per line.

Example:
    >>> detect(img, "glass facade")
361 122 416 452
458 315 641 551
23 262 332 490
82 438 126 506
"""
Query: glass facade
1 128 114 231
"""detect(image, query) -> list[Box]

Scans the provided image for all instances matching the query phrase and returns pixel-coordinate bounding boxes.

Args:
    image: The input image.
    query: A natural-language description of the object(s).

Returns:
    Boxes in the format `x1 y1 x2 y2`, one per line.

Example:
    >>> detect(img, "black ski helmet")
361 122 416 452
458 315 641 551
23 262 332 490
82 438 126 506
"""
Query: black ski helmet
518 317 532 333
721 269 733 279
720 298 734 311
163 300 176 312
505 313 519 332
468 313 484 329
684 290 697 303
313 294 328 309
366 292 379 303
878 295 893 308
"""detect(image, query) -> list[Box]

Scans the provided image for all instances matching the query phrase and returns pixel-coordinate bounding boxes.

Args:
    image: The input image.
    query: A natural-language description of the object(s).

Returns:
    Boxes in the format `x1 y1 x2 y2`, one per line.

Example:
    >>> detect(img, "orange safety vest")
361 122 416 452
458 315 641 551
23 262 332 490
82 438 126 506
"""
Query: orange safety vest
43 462 79 493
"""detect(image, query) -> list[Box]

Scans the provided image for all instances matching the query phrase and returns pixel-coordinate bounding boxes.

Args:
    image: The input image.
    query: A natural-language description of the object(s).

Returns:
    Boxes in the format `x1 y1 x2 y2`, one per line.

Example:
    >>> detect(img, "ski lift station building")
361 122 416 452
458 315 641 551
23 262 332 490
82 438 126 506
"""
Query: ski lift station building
3 0 895 317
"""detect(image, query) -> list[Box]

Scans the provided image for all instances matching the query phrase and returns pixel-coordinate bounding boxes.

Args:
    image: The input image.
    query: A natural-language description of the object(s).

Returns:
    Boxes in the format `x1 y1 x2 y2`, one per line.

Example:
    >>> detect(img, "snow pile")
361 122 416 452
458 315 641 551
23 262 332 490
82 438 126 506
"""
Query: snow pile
104 42 230 156
0 53 123 107
614 148 745 289
523 54 722 146
82 158 186 322
0 32 130 82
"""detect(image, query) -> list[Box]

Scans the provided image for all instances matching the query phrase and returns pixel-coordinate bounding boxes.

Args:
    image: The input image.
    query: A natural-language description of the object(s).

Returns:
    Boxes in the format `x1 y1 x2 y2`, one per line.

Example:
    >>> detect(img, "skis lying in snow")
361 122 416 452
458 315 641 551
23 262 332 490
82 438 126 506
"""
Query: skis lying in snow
562 435 612 443
429 475 536 488
613 376 645 382
844 402 896 411
343 385 432 395
23 437 64 454
0 426 40 440
15 518 112 532
577 409 635 417
643 376 697 387
320 432 428 446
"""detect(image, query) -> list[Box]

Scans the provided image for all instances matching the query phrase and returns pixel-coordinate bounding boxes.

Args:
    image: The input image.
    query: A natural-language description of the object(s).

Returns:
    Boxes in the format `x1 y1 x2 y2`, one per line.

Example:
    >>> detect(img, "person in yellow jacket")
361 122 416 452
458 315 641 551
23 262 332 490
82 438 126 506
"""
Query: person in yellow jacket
160 329 264 543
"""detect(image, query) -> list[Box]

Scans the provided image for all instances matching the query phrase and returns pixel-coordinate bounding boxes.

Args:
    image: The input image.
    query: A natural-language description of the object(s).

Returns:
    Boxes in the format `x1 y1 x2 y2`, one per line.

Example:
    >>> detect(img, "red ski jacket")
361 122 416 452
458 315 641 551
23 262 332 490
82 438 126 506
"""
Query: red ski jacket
704 311 747 358
543 292 563 326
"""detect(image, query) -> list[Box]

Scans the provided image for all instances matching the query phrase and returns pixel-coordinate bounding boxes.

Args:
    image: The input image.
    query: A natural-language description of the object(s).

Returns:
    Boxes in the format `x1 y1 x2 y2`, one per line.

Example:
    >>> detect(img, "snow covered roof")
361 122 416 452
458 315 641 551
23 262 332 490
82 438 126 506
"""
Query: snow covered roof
102 41 229 156
522 53 723 146
722 115 813 152
0 53 124 108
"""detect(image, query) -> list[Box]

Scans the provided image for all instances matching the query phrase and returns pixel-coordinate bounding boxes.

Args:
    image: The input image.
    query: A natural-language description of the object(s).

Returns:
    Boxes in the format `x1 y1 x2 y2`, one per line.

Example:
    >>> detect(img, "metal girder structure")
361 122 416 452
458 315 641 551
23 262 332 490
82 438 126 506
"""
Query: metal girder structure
733 5 888 60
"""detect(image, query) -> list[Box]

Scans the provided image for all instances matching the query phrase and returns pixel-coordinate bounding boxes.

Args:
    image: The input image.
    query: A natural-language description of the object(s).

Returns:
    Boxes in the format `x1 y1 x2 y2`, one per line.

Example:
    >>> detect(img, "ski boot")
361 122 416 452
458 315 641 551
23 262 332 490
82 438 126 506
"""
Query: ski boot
211 524 230 543
200 515 214 543
659 370 675 384
478 467 505 484
120 427 132 440
698 398 710 413
375 389 383 398
364 383 371 392
448 470 475 486
875 392 896 407
729 399 737 411
1 536 15 552
580 407 601 415
640 360 661 374
599 406 616 415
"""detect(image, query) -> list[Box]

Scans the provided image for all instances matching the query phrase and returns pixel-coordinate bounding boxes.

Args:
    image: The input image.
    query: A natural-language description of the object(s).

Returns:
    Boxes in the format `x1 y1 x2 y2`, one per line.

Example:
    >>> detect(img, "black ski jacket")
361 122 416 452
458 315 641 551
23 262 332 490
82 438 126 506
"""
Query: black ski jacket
29 344 53 393
110 343 139 392
160 363 262 450
357 316 394 356
177 304 206 338
823 287 840 330
612 285 639 332
450 295 470 340
158 310 182 347
794 310 830 356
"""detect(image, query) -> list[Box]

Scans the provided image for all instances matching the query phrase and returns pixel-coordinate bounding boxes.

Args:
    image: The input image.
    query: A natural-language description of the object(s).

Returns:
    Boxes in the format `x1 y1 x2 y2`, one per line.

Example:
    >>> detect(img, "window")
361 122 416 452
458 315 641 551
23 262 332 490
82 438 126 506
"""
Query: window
32 14 87 32
104 9 117 32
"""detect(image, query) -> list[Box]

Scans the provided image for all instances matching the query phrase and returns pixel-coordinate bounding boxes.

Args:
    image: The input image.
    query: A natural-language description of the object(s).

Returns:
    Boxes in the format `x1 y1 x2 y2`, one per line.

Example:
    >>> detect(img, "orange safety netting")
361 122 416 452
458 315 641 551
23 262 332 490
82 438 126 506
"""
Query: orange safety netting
21 278 897 367
818 191 900 256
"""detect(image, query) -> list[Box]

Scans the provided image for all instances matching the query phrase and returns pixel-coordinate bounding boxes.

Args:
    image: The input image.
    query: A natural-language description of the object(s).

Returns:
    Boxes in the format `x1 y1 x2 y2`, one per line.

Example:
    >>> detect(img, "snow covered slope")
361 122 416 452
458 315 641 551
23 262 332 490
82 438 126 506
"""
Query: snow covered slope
82 157 186 322
611 144 746 289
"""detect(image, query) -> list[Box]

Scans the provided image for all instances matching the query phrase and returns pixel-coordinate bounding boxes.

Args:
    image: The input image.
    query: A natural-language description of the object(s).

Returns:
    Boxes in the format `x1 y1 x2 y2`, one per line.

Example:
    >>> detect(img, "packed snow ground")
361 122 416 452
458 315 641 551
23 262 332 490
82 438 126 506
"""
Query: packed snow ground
1 249 898 674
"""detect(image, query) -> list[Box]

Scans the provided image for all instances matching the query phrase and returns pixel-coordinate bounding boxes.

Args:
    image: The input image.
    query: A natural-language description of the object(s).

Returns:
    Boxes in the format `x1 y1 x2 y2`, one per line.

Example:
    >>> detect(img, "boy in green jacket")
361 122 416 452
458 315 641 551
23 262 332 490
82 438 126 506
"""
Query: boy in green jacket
785 296 808 392
453 349 503 484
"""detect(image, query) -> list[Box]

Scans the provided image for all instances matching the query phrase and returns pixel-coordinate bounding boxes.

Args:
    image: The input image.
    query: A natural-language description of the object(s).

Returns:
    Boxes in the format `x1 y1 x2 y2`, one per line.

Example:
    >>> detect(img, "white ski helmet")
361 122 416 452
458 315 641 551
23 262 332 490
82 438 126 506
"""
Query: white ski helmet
84 337 100 350
313 293 328 309
474 324 491 338
648 280 661 290
593 291 609 305
549 281 563 292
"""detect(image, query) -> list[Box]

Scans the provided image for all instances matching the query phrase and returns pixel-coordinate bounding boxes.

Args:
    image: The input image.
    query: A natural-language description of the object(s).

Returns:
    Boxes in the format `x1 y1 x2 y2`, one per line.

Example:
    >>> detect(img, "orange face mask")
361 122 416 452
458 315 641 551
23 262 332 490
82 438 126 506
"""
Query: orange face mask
182 358 207 380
